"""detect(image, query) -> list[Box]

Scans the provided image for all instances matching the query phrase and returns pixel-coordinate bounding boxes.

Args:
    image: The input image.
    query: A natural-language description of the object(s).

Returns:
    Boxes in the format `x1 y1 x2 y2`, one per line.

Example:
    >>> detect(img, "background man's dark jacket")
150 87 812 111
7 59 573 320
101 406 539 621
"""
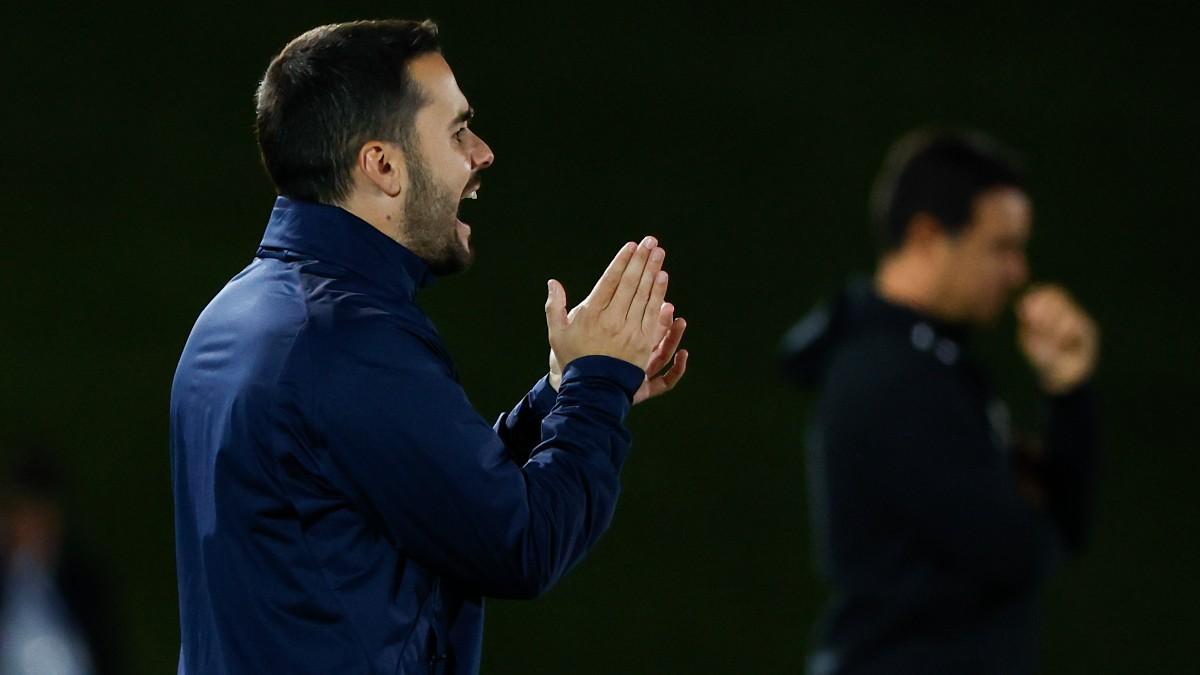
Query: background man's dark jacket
782 280 1098 675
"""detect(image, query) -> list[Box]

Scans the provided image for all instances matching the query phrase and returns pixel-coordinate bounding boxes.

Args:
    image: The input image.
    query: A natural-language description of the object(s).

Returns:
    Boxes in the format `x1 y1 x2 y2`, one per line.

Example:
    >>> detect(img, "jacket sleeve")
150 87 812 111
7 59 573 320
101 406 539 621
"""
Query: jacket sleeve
310 321 644 600
1040 383 1100 553
822 348 1057 589
494 375 558 466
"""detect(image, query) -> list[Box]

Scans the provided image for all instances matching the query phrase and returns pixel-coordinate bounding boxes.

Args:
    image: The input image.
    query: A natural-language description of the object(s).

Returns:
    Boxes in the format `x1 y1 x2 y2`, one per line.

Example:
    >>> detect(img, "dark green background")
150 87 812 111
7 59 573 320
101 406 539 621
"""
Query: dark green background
3 2 1197 672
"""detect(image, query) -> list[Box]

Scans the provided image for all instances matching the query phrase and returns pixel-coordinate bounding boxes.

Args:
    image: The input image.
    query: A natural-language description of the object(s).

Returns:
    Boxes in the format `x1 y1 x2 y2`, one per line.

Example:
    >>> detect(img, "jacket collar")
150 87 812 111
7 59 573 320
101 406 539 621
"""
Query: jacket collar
860 281 970 344
257 196 434 300
855 280 972 367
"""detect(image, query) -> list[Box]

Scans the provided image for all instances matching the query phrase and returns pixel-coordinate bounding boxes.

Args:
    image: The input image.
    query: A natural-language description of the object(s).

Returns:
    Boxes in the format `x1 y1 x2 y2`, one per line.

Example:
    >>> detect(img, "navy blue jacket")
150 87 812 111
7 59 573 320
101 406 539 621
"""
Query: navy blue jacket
171 197 644 675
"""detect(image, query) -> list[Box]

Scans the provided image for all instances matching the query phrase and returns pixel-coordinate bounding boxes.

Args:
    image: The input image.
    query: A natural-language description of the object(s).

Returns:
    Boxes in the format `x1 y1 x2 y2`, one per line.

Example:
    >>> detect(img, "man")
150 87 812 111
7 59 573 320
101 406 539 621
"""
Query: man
781 130 1099 674
171 20 687 675
1 444 124 675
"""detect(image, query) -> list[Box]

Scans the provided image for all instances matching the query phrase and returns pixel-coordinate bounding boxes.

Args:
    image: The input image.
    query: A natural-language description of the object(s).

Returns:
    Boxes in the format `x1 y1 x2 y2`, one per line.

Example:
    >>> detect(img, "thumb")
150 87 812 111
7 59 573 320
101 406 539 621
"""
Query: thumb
545 279 568 332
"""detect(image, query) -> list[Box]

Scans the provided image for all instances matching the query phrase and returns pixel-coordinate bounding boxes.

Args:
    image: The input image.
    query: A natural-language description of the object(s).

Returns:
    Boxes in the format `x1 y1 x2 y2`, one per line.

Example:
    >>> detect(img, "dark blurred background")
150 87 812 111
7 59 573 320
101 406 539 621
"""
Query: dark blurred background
3 1 1197 672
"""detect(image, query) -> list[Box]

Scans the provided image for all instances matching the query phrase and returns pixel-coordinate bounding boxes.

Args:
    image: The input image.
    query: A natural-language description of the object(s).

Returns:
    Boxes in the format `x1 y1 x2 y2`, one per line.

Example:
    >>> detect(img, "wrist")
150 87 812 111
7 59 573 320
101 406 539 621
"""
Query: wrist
1038 368 1092 395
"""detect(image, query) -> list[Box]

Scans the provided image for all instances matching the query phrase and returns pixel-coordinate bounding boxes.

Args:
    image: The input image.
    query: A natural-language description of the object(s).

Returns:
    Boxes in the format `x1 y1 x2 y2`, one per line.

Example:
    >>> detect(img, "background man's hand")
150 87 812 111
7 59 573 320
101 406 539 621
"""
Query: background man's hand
1017 284 1099 394
545 237 687 403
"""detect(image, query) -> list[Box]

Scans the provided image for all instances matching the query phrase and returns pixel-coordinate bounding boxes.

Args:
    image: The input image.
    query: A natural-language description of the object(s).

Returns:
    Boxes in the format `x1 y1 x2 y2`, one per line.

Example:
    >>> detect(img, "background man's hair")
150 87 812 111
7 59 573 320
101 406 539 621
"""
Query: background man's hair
869 128 1026 252
2 439 63 503
255 19 441 204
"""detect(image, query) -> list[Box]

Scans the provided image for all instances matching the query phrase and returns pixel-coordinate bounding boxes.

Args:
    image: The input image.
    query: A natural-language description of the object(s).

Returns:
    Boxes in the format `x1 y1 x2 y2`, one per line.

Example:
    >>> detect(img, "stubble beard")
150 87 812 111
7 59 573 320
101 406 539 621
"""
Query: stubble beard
401 152 473 276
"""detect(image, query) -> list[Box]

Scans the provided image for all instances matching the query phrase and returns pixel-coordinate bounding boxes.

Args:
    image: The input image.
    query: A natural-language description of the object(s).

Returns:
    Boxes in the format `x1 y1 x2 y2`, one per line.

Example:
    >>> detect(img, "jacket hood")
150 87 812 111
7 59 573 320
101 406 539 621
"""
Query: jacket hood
780 277 973 388
779 278 874 388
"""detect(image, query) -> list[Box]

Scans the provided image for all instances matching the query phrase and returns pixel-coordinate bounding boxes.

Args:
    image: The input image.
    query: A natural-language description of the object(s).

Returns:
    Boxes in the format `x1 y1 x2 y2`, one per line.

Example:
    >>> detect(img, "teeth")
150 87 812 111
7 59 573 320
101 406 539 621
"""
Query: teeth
467 191 478 200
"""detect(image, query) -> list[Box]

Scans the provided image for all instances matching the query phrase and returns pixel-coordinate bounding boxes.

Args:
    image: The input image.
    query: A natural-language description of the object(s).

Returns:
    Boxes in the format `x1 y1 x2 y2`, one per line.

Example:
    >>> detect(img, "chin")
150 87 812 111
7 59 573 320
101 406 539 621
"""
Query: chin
428 243 474 276
975 303 1008 326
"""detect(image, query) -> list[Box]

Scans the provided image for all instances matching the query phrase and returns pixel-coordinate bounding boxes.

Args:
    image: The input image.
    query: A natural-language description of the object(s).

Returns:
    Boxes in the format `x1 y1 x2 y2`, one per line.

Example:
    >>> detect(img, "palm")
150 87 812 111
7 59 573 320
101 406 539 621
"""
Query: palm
550 311 688 405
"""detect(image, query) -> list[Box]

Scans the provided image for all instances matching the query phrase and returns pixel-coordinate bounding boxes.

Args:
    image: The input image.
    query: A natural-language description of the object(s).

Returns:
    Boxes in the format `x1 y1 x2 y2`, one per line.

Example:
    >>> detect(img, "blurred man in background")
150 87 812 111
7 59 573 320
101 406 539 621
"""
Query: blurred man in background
781 130 1099 674
171 19 686 675
0 443 123 675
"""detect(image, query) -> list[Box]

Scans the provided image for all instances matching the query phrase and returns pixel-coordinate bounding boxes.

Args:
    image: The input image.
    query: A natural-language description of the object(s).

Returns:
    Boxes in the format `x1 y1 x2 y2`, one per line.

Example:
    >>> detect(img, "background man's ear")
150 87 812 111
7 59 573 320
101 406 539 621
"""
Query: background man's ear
906 212 947 250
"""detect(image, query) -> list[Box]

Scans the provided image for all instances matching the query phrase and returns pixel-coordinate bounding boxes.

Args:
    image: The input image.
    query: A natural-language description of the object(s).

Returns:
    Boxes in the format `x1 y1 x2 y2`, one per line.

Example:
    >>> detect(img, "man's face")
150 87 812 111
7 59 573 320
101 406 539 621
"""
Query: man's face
934 187 1032 324
400 53 494 275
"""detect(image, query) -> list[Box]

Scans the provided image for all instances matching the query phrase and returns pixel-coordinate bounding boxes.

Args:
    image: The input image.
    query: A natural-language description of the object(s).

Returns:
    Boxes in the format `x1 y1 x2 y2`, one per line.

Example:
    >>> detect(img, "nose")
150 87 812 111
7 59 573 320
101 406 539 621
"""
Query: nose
471 132 494 171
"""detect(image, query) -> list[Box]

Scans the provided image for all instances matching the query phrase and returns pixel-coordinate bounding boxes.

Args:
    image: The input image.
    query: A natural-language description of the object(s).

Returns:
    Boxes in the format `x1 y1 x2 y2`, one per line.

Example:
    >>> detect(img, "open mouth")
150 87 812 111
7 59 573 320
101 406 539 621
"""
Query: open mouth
457 181 480 217
456 181 481 245
461 177 480 201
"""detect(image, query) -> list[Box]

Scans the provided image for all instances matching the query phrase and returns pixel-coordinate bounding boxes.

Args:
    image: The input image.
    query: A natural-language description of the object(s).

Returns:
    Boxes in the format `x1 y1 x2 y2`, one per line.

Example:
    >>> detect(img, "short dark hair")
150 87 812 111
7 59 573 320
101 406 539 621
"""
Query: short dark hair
869 129 1026 252
255 19 441 204
2 440 63 503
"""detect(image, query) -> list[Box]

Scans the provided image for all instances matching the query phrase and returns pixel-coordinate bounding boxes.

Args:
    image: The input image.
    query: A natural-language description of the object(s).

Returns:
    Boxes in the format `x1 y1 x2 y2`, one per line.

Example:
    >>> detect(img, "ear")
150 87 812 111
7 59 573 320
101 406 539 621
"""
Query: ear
355 140 408 198
905 212 949 251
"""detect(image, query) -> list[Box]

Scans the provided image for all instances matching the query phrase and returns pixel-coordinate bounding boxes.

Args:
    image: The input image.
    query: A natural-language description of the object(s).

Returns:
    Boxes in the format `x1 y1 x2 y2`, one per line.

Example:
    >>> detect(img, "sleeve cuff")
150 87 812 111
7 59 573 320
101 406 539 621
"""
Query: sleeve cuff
1049 380 1097 406
561 355 645 400
528 375 558 417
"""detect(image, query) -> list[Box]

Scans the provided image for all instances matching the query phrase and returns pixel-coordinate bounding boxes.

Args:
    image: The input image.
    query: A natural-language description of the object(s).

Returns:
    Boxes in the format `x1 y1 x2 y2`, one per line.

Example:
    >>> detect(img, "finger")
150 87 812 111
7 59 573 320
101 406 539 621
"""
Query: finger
1022 285 1067 325
1038 286 1075 323
656 314 685 362
1020 328 1055 365
1017 298 1037 327
1047 308 1075 343
661 349 689 388
637 349 689 404
640 267 669 333
645 317 685 374
1016 326 1041 362
584 242 636 306
606 236 657 313
1054 314 1088 350
663 317 687 352
1042 284 1070 305
1033 291 1079 339
650 302 675 347
1017 292 1039 323
645 337 672 375
1057 325 1083 353
1025 295 1066 335
1019 290 1050 327
545 279 568 333
627 248 666 323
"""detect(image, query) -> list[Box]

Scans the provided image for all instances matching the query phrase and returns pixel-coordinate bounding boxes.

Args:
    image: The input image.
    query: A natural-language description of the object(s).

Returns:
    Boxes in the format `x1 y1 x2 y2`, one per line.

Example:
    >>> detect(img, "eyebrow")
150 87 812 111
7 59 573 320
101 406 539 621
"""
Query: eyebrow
450 107 475 128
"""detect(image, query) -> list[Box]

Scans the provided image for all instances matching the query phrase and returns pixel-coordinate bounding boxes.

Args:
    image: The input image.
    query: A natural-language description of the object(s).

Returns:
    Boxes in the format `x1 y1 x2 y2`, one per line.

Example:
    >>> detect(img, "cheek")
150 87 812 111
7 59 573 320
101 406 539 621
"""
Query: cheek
963 253 1006 300
431 142 471 179
985 251 1011 282
1011 254 1029 285
449 142 473 173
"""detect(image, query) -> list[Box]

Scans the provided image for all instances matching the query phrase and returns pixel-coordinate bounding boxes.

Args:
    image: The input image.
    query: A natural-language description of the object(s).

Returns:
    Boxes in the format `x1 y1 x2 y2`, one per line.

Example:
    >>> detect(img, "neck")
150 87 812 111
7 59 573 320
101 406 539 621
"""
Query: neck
337 193 405 245
875 252 942 318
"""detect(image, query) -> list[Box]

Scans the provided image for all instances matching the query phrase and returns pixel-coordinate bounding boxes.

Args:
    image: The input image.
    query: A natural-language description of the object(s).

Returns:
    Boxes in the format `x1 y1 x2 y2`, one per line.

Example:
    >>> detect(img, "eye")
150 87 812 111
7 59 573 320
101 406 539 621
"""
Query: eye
453 127 468 143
